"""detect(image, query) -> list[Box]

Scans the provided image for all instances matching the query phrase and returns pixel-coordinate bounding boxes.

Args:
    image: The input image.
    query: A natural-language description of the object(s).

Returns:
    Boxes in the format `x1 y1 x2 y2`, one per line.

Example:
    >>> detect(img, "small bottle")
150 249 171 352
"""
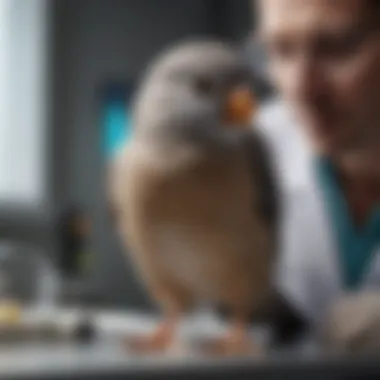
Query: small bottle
59 206 92 279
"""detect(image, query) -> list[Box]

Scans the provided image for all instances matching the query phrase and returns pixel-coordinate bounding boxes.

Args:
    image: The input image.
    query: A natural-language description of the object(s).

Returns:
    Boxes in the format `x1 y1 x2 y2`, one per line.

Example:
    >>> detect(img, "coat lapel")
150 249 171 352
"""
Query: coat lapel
304 168 343 323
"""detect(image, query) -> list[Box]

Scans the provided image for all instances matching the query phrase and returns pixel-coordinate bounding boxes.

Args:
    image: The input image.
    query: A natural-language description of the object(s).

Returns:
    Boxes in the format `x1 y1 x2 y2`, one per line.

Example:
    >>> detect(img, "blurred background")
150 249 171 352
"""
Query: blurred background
2 2 380 378
0 0 274 312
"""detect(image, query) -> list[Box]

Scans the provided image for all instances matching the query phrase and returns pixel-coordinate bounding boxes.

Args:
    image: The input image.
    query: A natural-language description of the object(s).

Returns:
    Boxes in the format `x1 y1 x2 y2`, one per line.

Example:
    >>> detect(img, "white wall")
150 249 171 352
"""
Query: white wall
0 0 12 185
0 0 50 207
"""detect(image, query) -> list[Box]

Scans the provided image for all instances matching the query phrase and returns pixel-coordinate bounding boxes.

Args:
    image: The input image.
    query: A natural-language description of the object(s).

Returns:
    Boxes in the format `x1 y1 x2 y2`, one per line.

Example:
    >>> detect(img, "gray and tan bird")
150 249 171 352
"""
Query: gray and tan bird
109 40 278 356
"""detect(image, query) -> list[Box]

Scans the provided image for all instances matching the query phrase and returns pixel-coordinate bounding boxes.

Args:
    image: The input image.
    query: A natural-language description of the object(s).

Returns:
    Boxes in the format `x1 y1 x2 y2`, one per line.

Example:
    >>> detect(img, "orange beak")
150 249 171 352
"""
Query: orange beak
224 86 256 127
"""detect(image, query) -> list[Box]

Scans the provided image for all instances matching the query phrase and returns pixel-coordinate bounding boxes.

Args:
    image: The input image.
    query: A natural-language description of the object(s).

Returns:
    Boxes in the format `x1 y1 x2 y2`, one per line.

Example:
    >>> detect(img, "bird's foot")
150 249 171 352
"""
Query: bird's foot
125 320 176 354
202 329 264 357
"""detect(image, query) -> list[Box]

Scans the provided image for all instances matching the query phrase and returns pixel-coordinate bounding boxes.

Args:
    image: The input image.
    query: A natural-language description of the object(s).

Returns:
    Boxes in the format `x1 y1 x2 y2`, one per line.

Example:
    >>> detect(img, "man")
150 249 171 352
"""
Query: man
255 0 380 345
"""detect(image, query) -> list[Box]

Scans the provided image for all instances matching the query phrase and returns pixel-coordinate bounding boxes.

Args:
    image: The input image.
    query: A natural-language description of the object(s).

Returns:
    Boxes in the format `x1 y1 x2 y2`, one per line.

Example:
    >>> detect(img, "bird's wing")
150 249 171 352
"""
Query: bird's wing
216 128 280 319
241 128 279 236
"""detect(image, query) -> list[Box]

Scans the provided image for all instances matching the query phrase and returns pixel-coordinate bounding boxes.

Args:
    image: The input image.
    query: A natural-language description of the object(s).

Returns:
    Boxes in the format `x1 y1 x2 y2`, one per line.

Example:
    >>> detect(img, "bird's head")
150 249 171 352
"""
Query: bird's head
133 40 257 145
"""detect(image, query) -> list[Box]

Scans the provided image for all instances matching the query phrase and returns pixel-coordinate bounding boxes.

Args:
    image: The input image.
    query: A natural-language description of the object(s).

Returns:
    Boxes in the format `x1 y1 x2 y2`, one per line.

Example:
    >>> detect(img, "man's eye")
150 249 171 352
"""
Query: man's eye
317 32 365 60
194 77 215 95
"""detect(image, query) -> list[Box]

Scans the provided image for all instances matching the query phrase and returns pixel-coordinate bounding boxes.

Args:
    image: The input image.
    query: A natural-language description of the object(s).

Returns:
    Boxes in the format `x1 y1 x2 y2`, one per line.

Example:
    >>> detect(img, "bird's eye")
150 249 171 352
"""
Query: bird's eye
194 77 215 95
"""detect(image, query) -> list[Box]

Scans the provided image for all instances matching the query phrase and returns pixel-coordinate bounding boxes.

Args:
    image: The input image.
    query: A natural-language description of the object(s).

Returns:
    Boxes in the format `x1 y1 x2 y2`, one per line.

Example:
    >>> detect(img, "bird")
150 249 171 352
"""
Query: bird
109 39 279 356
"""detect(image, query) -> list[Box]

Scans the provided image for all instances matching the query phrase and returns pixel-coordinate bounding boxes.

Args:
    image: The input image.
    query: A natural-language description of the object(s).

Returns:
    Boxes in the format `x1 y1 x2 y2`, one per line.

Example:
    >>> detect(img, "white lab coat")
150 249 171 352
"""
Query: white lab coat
256 98 380 333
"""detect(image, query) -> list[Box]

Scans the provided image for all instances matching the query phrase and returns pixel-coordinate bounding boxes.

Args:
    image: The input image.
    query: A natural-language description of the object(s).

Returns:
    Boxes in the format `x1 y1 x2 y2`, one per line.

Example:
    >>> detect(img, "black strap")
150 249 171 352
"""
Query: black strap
268 292 310 347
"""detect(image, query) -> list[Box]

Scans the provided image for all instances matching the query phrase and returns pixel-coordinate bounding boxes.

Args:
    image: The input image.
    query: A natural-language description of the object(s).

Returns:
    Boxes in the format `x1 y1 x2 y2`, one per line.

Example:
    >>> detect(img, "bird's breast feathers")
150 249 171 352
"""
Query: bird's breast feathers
118 142 271 298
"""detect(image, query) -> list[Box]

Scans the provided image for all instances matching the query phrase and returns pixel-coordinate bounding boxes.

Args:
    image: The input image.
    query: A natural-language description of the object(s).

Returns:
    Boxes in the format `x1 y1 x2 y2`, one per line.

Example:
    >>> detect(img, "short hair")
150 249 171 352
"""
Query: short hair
369 0 380 12
368 0 380 24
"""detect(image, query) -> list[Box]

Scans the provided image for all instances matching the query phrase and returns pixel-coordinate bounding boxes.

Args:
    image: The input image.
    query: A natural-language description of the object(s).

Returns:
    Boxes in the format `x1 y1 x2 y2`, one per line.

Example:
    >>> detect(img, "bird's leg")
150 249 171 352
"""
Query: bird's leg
127 313 180 353
124 275 193 354
204 318 264 357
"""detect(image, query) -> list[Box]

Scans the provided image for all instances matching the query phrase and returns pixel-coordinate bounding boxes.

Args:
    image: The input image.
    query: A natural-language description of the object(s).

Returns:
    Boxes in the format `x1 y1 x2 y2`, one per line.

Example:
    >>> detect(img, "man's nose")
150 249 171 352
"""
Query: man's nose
291 56 325 103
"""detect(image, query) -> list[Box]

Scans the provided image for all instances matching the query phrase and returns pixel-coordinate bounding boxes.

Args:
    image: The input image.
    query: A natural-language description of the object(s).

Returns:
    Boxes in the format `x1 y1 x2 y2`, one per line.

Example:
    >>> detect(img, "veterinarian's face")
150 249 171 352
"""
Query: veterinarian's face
259 0 380 157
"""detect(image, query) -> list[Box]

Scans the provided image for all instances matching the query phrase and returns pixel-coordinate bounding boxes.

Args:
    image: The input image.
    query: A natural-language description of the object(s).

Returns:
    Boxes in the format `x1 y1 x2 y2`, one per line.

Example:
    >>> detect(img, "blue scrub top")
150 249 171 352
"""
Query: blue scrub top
316 158 380 290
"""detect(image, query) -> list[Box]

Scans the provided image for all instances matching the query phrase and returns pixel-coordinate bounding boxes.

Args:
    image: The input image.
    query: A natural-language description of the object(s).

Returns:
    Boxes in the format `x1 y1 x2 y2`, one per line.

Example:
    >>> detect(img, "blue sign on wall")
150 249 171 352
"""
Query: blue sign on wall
102 83 134 158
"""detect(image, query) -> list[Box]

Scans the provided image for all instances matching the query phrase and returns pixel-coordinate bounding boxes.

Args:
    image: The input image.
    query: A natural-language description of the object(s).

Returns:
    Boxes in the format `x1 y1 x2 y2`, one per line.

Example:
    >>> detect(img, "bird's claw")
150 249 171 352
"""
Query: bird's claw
125 331 173 353
201 334 265 357
124 319 177 354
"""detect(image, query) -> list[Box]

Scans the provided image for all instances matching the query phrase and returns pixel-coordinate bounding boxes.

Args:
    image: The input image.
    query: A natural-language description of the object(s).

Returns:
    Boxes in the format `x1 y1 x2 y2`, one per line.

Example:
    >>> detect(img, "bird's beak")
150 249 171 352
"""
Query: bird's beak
224 86 256 128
